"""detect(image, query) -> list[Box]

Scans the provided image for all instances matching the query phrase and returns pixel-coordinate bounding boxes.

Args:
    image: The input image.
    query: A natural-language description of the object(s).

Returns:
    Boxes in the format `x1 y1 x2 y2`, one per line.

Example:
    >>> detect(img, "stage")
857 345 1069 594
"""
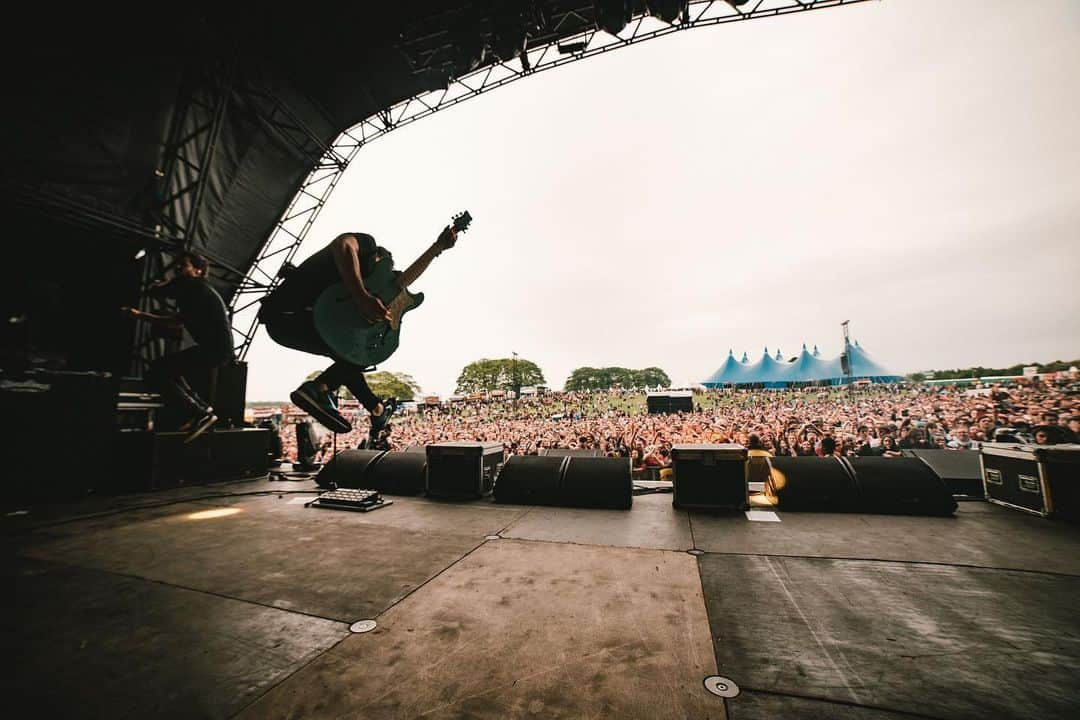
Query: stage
5 472 1080 719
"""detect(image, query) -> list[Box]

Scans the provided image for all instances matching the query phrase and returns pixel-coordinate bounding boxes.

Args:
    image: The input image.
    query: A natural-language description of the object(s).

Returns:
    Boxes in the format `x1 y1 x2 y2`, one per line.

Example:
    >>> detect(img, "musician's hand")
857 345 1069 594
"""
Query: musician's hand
121 306 140 319
354 293 392 323
435 224 458 252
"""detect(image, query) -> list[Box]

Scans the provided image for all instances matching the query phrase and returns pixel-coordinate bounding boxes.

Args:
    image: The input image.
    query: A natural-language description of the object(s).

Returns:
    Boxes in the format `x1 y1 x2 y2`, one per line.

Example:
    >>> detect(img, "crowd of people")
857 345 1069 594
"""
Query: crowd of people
262 374 1079 467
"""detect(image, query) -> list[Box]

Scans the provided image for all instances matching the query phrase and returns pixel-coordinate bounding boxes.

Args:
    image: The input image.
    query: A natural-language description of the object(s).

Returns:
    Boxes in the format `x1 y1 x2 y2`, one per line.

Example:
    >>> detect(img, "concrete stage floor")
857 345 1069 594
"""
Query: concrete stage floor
5 470 1080 719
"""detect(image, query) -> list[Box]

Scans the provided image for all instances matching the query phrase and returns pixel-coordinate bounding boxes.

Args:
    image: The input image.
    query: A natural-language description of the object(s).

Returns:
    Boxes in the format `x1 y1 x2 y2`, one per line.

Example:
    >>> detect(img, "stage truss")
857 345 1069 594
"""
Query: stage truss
230 0 875 360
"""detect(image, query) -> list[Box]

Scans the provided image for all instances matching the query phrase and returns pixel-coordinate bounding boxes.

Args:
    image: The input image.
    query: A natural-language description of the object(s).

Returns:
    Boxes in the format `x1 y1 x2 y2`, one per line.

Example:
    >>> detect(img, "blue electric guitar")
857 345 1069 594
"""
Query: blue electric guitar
312 211 472 366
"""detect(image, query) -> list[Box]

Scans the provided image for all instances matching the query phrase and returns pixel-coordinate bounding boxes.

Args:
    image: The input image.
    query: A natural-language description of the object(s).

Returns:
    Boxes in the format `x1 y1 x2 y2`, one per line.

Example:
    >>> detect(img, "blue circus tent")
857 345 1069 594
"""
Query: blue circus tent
738 347 790 388
846 341 903 383
703 341 901 387
703 350 747 386
780 344 828 383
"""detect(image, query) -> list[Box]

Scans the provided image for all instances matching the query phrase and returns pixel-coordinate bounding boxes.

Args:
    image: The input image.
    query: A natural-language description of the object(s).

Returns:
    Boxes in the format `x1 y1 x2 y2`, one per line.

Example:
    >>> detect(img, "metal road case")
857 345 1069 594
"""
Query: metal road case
671 443 748 510
426 442 505 499
979 443 1080 519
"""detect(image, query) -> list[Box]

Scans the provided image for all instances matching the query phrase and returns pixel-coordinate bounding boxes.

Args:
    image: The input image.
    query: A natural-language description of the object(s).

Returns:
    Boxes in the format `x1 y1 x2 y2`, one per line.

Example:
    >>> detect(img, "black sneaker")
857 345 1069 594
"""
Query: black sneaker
368 397 398 437
291 381 352 434
183 412 217 444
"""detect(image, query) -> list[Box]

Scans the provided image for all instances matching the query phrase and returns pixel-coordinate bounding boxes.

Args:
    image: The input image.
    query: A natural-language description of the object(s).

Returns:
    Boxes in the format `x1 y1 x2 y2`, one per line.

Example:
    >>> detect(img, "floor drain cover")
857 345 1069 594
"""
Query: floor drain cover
484 535 501 540
349 620 377 634
687 549 705 556
703 676 739 698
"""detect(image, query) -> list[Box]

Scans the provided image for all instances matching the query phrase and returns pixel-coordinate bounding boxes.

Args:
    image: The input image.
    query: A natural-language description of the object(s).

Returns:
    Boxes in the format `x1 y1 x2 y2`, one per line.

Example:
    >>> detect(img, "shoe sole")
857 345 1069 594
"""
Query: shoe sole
291 387 352 434
184 415 217 444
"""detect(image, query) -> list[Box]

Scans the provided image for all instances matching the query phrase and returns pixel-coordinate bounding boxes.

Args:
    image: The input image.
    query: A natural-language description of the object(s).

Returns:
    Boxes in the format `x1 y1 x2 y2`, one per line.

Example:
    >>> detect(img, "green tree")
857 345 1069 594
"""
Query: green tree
366 371 422 401
564 366 671 391
305 370 421 401
455 357 545 393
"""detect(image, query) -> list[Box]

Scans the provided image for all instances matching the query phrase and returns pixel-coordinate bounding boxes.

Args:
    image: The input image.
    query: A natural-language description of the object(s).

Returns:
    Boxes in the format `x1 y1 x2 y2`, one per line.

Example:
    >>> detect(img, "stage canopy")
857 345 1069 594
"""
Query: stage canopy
702 341 903 387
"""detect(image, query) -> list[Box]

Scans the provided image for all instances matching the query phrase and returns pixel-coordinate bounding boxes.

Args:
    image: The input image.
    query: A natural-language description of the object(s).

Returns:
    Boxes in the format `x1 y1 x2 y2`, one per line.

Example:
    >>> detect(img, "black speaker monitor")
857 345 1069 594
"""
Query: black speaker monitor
365 450 427 495
846 457 957 516
766 456 859 512
903 449 983 498
494 455 567 506
315 449 386 488
560 456 633 510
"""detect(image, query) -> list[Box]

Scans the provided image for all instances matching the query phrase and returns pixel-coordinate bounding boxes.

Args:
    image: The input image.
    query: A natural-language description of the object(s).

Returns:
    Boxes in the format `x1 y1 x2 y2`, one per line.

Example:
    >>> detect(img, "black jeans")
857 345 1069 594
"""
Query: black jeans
260 307 380 412
146 346 225 419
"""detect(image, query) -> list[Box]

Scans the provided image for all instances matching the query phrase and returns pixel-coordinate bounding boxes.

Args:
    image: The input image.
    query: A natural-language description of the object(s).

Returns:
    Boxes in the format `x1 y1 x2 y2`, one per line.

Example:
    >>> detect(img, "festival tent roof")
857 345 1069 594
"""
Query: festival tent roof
703 350 746 386
780 344 829 383
847 342 903 382
736 347 791 387
703 341 901 386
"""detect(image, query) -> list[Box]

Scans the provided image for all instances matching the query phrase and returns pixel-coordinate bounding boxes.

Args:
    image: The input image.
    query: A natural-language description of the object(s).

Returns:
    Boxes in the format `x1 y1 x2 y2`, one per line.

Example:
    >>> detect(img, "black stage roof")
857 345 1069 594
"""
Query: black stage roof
2 2 623 305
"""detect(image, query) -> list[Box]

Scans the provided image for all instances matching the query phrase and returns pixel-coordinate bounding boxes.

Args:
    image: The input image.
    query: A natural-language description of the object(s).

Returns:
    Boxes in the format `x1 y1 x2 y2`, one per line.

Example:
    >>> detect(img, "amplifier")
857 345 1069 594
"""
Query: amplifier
2 369 117 504
671 443 747 510
110 428 270 493
426 442 504 499
980 443 1080 520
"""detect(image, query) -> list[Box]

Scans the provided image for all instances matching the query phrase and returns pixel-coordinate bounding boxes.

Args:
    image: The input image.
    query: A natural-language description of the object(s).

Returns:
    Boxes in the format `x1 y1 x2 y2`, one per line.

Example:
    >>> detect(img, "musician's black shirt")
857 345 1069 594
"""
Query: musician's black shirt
152 276 233 364
264 234 384 313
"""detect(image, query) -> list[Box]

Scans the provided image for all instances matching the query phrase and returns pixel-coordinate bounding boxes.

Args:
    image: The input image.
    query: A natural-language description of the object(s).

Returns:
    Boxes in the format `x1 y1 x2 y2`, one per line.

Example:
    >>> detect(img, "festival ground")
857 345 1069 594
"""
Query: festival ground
6 471 1080 720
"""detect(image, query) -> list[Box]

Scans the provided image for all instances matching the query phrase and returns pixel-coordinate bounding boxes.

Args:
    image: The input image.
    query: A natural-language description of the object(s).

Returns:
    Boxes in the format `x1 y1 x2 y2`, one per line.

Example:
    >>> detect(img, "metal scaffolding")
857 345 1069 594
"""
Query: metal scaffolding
231 0 874 360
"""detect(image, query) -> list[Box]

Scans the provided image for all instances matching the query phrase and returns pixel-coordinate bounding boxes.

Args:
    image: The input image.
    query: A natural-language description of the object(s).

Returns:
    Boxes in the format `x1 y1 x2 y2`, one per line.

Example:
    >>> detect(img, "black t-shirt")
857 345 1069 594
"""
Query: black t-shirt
266 234 382 312
152 276 233 364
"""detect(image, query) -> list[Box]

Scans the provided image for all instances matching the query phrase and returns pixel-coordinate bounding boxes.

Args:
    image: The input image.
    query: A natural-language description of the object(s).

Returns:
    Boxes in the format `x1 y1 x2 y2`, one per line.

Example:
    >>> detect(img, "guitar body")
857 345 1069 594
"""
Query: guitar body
312 261 424 366
311 210 470 366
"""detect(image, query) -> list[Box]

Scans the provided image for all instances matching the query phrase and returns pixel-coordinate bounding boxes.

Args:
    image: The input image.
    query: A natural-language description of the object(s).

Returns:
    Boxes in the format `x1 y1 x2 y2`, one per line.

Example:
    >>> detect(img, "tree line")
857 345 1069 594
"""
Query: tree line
909 358 1080 381
302 358 673 401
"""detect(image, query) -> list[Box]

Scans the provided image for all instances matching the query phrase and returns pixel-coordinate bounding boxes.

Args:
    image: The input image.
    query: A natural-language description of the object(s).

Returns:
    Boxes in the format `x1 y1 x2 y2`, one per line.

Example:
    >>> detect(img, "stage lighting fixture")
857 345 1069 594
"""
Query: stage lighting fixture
645 0 687 24
593 0 632 36
557 41 588 54
134 248 146 260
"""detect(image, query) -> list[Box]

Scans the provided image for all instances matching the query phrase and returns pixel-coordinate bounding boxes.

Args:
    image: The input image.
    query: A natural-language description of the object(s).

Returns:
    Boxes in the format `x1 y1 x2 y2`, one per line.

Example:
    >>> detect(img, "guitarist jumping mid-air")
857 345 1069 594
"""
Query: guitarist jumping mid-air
259 214 468 442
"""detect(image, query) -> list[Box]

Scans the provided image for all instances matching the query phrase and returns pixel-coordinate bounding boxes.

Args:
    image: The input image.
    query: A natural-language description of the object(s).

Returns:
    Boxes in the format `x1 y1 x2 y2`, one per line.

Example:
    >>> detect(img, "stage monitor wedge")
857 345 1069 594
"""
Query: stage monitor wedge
846 456 957 517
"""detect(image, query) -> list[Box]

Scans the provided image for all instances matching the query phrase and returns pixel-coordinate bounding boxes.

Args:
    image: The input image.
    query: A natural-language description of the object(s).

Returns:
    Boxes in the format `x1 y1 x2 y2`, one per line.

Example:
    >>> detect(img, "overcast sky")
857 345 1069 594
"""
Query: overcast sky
244 0 1080 401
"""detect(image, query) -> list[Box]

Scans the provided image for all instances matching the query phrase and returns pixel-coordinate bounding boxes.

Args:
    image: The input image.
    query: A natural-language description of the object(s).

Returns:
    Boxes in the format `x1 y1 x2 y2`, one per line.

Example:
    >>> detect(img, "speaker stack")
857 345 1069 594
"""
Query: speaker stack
316 449 428 496
902 449 984 498
765 456 859 512
494 455 632 509
766 455 956 516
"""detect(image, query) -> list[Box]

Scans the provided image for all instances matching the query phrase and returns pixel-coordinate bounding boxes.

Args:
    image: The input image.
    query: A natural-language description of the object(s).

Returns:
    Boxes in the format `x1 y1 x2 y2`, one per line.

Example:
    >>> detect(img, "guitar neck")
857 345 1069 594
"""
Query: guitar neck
398 242 443 289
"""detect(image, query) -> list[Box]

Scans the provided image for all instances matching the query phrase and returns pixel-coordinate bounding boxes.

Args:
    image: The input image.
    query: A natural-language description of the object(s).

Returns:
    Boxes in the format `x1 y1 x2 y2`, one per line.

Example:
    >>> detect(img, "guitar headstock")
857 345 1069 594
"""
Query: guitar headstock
452 210 472 233
436 210 472 251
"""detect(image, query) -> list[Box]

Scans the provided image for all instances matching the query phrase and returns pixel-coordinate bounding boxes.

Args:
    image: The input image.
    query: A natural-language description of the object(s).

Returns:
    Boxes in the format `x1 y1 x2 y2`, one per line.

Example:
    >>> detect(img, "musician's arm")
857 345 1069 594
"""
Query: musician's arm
123 307 184 328
399 225 457 288
330 233 373 300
